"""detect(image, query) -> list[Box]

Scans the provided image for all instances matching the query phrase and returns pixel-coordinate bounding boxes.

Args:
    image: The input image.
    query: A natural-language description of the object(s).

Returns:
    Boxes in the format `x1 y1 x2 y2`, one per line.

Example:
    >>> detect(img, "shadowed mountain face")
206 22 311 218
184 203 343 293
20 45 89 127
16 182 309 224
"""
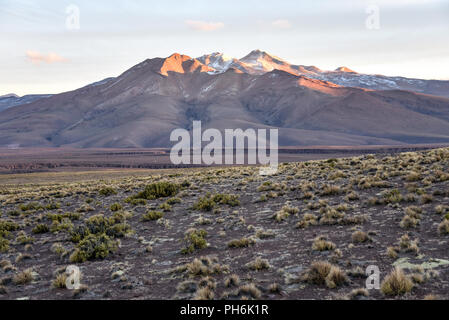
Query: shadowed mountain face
0 93 52 112
1 52 449 148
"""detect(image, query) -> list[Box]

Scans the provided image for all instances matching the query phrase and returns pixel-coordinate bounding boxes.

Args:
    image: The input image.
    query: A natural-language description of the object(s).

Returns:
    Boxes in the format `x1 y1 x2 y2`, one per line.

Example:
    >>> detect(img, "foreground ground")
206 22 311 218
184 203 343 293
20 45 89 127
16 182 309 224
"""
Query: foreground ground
0 148 448 300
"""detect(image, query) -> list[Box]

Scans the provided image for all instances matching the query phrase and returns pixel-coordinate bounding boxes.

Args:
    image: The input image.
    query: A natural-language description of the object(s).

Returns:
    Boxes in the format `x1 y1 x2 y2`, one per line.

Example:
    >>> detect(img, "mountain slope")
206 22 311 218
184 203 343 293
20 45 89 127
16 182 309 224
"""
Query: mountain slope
0 93 52 112
0 52 449 148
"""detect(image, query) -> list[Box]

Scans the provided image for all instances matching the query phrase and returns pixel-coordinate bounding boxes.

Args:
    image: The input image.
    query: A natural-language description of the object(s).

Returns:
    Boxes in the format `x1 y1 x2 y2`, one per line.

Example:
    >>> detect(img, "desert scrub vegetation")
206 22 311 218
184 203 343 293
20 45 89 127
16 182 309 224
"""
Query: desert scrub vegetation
394 234 420 255
67 213 132 262
70 214 132 241
0 220 20 237
296 213 318 229
320 184 342 196
128 181 180 201
237 283 262 299
192 193 240 211
13 269 34 285
110 203 122 212
52 273 68 289
301 261 348 289
174 256 228 276
181 229 208 254
227 237 255 248
312 236 336 251
381 268 413 296
141 210 164 221
257 181 284 192
47 212 81 222
400 206 422 229
245 257 271 271
0 237 9 253
382 189 403 204
19 202 43 213
69 233 118 263
273 205 299 222
351 230 370 244
0 147 448 299
32 223 49 234
98 187 117 196
435 204 449 215
438 219 449 235
224 274 240 287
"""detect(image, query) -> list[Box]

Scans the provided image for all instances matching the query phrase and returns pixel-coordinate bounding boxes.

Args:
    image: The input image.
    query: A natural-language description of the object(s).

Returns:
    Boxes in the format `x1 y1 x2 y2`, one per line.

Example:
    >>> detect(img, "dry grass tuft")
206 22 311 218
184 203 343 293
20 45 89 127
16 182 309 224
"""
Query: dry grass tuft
380 268 413 296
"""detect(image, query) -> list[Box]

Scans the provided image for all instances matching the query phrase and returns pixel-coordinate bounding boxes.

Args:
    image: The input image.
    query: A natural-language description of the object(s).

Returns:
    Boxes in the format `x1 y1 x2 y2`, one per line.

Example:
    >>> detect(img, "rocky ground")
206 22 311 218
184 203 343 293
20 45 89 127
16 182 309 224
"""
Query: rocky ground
0 148 448 300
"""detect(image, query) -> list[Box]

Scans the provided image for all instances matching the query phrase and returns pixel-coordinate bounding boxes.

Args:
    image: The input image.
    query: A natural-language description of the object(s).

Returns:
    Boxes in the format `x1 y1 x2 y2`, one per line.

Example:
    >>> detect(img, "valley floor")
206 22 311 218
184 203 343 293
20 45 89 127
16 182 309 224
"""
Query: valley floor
0 148 449 300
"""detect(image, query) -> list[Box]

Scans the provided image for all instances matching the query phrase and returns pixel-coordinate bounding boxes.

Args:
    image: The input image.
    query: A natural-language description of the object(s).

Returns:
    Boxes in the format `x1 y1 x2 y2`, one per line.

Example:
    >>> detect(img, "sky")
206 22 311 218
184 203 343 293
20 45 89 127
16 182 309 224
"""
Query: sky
0 0 448 96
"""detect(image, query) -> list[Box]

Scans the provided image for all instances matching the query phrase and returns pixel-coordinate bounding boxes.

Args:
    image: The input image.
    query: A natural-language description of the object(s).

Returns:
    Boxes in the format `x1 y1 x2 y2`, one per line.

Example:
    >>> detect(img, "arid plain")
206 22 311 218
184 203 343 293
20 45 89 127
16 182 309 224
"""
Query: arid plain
1 147 448 300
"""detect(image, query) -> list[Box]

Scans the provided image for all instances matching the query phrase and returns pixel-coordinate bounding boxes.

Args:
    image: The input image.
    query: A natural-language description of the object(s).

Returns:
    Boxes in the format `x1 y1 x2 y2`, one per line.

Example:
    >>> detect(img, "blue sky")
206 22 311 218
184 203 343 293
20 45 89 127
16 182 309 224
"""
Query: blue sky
1 0 448 96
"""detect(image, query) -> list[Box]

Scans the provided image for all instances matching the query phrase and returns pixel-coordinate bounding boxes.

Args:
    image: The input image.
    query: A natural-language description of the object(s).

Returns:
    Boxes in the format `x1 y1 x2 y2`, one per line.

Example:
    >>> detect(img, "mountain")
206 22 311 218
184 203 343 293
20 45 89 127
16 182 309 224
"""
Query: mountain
0 51 448 148
198 50 449 98
0 78 117 113
0 93 52 112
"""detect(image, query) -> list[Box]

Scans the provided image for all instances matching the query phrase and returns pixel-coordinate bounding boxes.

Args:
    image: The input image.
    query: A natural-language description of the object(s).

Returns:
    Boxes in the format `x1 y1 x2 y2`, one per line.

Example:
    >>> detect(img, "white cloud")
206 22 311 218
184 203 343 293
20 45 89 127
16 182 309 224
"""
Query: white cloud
185 20 224 31
271 19 292 29
26 51 67 64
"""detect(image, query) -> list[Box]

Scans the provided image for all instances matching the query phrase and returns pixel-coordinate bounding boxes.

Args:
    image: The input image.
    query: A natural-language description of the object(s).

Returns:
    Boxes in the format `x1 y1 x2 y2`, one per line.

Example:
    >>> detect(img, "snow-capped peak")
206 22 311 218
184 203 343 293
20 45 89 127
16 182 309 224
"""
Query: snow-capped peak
197 52 235 73
238 50 289 73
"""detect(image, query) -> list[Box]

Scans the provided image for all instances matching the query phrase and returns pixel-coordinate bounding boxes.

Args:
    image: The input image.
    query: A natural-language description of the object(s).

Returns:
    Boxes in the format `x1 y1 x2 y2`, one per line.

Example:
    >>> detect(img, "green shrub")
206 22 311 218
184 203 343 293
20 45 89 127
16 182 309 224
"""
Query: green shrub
69 233 118 263
85 214 110 234
32 224 49 234
0 237 9 252
70 225 90 243
126 198 146 206
69 214 132 243
19 202 42 212
193 193 240 211
107 223 133 238
141 211 164 221
46 212 80 222
110 203 122 212
45 202 61 210
159 203 172 212
181 229 208 254
50 218 74 233
0 220 19 238
133 182 180 200
16 232 34 245
212 194 240 206
98 187 117 196
166 197 182 205
110 211 132 224
193 196 216 211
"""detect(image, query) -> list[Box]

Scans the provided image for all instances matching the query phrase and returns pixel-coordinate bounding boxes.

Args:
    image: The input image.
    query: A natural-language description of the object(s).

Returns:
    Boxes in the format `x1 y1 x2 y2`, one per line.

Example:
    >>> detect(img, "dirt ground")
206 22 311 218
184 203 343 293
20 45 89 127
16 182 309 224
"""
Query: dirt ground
0 148 448 300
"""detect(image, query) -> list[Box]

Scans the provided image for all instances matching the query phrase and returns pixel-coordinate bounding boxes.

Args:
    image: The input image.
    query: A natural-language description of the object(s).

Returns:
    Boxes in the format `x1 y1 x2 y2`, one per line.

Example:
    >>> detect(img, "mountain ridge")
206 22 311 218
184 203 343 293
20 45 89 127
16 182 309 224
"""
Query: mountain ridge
0 50 448 148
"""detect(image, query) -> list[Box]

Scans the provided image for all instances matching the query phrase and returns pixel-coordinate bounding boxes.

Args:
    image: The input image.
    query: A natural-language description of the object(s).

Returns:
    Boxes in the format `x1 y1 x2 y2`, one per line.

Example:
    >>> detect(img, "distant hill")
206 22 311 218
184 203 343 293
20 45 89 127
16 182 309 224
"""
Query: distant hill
0 93 52 112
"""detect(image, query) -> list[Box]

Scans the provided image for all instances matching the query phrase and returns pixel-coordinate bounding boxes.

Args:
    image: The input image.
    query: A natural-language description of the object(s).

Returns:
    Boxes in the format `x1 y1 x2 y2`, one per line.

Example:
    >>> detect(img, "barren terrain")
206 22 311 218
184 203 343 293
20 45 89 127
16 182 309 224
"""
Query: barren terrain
0 148 448 300
0 145 446 174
